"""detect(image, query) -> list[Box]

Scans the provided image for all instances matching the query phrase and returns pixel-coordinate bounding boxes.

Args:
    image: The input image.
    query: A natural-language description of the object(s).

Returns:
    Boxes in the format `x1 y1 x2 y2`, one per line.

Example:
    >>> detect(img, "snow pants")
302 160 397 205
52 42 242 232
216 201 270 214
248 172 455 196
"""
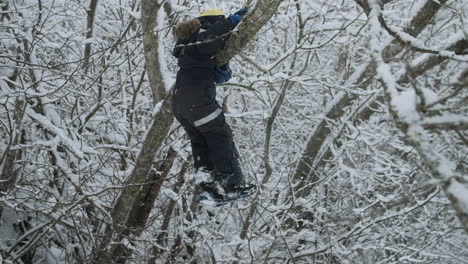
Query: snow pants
172 86 244 187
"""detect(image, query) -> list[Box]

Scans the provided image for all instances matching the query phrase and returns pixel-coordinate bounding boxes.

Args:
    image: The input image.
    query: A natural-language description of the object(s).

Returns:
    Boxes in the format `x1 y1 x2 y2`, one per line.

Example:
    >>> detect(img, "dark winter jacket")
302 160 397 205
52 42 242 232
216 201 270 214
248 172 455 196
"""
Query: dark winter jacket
172 16 233 111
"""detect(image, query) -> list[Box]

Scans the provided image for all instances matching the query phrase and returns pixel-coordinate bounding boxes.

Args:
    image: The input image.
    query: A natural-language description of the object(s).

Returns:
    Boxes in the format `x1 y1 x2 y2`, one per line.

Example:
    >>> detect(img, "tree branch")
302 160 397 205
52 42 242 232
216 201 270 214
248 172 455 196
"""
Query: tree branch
216 0 284 66
291 0 450 193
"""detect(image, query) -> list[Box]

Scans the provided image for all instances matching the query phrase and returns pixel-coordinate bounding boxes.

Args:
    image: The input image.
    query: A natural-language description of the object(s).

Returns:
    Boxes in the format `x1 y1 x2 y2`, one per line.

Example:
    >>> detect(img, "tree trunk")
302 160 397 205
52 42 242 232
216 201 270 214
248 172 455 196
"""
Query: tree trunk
108 147 177 262
89 1 174 262
141 0 166 104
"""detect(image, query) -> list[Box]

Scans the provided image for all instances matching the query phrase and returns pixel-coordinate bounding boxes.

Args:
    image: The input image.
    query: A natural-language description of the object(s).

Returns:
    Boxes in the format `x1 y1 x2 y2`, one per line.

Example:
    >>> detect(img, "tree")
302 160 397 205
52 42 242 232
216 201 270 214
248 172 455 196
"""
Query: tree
90 0 285 262
366 0 468 232
1 0 466 263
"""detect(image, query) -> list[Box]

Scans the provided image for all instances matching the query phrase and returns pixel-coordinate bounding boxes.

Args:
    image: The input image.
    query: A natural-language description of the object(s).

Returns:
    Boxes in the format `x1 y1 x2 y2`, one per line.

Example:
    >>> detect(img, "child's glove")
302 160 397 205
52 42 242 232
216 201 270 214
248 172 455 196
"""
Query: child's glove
228 8 249 29
234 8 249 16
228 14 242 28
214 64 232 84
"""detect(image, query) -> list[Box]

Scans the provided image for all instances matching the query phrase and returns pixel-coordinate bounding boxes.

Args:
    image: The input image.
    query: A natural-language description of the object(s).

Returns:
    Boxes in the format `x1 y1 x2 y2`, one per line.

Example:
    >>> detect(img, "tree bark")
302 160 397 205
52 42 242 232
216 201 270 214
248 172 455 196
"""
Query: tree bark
0 99 25 219
141 0 166 104
108 147 177 262
149 158 189 263
83 0 99 73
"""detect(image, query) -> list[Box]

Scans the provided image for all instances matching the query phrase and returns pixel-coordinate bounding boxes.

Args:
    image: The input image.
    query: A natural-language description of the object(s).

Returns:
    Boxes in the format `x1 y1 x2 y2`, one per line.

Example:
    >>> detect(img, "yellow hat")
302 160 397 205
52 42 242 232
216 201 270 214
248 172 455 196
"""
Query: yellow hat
199 9 226 17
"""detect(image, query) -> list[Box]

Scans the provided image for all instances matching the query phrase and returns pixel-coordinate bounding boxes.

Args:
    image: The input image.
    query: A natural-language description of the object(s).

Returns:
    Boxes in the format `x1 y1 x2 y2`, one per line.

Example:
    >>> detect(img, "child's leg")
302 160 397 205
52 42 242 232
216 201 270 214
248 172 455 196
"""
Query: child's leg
197 112 244 187
174 113 213 171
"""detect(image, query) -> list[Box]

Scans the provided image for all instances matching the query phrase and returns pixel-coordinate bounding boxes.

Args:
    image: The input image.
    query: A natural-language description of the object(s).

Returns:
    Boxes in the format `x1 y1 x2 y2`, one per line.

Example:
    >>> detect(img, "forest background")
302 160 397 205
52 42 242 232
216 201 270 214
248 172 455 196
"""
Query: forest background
1 0 467 263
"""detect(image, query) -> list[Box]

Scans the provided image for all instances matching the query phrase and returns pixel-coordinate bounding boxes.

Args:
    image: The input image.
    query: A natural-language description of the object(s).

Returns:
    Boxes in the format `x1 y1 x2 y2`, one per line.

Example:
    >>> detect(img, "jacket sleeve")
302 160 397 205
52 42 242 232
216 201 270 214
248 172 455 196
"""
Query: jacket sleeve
193 18 233 56
172 39 189 58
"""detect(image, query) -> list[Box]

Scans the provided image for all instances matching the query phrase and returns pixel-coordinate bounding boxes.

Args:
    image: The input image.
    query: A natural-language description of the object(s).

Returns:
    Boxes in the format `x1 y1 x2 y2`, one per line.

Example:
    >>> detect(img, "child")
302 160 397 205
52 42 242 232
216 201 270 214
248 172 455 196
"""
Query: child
172 8 254 203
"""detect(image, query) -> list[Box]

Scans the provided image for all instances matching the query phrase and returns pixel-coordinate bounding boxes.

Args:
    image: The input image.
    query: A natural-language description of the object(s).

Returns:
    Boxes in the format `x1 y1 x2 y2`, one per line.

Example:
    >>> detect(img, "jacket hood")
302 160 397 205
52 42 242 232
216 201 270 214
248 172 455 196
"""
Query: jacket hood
175 19 201 40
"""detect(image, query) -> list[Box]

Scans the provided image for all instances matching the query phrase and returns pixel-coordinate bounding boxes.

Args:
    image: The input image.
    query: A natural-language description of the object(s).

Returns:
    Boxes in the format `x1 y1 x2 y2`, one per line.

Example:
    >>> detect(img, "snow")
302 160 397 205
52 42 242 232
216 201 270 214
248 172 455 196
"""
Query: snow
190 170 212 184
225 110 263 118
0 208 21 243
197 199 219 207
388 24 426 47
152 100 163 116
390 88 420 123
121 6 141 20
447 181 468 213
437 160 456 179
82 37 96 44
422 115 468 126
46 245 66 263
421 87 439 105
438 51 468 62
44 104 62 126
105 132 127 145
26 107 88 159
162 188 179 200
118 238 137 251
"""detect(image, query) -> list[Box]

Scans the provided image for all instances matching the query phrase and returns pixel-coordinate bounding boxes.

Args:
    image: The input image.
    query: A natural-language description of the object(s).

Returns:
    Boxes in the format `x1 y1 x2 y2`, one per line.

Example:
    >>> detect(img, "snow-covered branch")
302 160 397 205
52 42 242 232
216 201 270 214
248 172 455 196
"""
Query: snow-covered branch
368 0 468 233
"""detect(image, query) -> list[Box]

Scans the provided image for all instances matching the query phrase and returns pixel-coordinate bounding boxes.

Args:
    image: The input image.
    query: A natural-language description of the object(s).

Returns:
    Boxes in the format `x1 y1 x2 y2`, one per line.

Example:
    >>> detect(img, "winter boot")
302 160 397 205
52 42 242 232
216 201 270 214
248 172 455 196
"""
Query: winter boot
223 183 256 200
196 179 257 206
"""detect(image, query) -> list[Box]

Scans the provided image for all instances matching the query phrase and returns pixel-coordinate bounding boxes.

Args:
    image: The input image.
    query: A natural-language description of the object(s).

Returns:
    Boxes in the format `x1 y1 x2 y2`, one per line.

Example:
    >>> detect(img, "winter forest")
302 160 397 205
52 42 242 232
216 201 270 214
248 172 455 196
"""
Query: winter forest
1 0 468 263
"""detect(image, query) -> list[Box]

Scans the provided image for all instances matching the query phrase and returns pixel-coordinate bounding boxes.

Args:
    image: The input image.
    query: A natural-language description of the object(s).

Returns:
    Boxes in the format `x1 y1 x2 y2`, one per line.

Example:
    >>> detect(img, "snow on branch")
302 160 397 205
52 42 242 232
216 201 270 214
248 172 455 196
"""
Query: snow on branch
291 187 441 261
374 4 468 60
421 115 468 130
367 0 468 232
25 107 95 159
3 183 140 262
